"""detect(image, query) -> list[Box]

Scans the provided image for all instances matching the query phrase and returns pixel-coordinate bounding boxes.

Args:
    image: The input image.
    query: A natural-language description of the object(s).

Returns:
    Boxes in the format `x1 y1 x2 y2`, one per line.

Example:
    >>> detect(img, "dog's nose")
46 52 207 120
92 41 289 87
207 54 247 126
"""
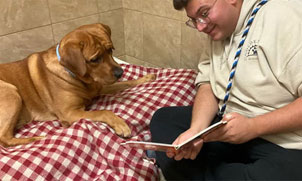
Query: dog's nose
114 67 123 79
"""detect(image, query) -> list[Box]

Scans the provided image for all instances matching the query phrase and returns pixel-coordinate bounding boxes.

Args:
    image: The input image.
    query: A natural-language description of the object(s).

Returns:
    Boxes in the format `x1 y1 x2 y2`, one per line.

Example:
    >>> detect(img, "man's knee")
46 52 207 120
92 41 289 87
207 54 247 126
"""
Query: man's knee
150 107 170 135
150 106 192 143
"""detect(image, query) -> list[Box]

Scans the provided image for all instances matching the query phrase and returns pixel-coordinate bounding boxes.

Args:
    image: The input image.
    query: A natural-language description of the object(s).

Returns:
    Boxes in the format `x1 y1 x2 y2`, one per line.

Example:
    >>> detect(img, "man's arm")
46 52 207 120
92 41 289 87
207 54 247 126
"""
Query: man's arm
253 97 302 137
167 83 219 160
190 83 219 133
204 98 302 144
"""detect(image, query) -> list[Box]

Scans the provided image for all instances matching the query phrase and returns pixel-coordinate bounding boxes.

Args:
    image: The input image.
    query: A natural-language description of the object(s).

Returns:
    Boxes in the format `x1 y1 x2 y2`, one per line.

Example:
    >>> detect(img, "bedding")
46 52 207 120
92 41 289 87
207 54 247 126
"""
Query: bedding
0 63 197 180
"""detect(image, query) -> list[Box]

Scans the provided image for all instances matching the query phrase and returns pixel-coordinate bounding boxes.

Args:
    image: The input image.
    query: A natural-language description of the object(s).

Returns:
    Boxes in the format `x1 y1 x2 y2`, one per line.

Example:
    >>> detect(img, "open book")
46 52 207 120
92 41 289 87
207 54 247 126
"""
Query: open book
121 120 227 152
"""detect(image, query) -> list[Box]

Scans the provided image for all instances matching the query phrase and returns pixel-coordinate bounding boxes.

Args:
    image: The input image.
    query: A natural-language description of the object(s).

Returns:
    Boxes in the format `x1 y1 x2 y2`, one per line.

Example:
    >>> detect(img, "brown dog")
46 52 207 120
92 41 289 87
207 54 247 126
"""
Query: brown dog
0 23 156 147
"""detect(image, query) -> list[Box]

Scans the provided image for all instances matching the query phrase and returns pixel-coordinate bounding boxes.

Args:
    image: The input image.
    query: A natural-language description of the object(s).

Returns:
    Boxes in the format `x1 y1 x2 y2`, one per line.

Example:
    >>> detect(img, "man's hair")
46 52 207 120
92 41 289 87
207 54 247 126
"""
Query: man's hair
173 0 189 10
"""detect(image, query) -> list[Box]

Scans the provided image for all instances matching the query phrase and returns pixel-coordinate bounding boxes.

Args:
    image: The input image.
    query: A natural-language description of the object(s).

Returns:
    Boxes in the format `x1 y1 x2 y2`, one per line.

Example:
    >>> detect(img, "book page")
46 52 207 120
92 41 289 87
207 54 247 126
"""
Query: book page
121 141 177 152
175 120 227 149
122 120 227 152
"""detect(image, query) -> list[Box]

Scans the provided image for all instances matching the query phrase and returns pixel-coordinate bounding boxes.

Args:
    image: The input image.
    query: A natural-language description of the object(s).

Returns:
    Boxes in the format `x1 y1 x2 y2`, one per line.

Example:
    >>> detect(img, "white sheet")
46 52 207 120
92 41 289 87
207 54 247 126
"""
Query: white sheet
113 57 129 64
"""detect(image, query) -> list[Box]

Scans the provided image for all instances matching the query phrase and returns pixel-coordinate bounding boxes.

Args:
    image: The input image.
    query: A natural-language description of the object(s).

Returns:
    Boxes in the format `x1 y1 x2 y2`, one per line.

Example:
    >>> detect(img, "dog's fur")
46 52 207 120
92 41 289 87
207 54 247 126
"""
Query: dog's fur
0 23 155 147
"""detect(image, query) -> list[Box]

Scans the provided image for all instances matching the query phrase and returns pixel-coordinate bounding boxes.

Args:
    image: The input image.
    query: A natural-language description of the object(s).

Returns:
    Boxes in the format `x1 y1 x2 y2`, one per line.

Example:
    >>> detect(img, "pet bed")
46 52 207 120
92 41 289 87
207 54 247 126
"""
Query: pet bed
0 61 197 180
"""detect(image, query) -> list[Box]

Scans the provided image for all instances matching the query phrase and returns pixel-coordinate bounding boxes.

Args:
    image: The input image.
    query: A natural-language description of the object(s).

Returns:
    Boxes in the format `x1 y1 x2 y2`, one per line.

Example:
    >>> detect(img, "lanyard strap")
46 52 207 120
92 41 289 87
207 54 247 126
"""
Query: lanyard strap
217 0 268 117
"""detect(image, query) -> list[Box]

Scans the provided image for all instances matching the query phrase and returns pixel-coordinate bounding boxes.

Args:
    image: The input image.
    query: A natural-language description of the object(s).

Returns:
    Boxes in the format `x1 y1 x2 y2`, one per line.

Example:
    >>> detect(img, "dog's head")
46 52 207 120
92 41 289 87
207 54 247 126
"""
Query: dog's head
58 23 123 85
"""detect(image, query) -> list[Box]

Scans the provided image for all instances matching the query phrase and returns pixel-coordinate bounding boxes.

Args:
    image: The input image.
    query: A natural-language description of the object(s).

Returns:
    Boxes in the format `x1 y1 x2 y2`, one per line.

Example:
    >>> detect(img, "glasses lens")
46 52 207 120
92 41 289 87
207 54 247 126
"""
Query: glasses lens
197 18 207 24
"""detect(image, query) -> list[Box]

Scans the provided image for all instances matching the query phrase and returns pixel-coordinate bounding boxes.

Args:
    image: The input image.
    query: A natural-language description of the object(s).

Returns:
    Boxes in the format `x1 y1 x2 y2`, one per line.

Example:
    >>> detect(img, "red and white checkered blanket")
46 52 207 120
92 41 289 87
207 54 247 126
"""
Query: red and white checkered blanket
0 64 197 180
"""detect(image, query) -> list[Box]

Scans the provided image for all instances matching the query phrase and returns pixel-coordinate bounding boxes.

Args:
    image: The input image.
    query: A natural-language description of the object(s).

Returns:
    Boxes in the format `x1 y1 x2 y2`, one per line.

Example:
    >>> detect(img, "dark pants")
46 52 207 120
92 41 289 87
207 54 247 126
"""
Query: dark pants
150 106 302 180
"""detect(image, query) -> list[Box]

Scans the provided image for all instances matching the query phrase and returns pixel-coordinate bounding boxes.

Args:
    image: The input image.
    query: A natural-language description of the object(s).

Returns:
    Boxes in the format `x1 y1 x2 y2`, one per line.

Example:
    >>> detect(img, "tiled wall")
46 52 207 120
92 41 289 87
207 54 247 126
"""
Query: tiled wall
123 0 208 69
0 0 208 69
0 0 124 63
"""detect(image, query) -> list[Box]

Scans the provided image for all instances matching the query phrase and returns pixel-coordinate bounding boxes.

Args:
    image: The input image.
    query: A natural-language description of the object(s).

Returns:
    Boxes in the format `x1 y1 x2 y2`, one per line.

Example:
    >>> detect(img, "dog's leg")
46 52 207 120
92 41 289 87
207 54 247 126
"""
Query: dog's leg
61 109 131 137
0 83 44 147
100 74 156 94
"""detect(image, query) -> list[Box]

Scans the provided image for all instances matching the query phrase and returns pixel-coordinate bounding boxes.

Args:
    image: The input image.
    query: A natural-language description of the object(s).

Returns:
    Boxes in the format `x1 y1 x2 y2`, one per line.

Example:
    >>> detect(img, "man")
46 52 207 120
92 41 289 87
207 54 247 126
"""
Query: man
150 0 302 180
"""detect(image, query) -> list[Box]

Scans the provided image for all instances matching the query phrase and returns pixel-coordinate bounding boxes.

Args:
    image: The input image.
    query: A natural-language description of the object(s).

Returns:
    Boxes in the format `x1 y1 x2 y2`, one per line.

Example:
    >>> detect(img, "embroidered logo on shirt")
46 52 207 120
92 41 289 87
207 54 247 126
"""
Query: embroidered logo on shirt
245 40 259 57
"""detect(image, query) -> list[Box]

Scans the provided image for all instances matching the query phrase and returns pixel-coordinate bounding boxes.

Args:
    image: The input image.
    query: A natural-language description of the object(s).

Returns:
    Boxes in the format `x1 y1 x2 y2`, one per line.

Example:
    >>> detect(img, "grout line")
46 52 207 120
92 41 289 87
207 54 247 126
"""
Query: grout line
0 24 52 38
0 13 99 38
0 6 180 38
122 8 126 58
123 8 184 22
45 0 55 45
95 0 100 22
0 6 124 38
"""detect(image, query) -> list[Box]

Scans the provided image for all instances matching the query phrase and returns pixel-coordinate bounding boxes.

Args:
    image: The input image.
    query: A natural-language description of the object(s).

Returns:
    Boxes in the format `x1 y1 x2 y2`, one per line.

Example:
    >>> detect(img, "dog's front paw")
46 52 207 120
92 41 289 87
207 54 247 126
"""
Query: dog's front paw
61 121 71 128
111 117 132 138
138 74 156 84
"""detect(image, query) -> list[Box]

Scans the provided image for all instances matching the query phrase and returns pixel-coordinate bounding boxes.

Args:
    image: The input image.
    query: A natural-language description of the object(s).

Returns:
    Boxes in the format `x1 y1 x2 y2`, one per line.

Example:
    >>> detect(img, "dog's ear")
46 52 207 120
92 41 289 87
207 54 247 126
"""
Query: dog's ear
90 23 115 50
60 43 87 77
100 24 115 50
101 23 111 37
59 43 93 84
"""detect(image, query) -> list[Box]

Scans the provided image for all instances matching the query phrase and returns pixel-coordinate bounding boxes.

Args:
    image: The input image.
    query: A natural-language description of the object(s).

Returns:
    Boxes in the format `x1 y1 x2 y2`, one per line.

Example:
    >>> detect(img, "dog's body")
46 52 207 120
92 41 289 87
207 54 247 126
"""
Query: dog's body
0 23 155 147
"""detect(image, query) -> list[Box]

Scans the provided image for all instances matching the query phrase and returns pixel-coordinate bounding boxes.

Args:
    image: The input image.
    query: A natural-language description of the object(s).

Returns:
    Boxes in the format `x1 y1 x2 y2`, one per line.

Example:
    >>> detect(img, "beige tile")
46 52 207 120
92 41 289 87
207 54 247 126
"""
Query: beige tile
0 0 51 36
116 55 127 62
180 24 209 69
99 9 125 57
125 55 159 68
0 0 207 71
143 14 181 68
124 10 143 60
0 26 54 63
123 0 142 11
97 0 123 12
52 15 99 43
48 0 98 23
142 0 182 20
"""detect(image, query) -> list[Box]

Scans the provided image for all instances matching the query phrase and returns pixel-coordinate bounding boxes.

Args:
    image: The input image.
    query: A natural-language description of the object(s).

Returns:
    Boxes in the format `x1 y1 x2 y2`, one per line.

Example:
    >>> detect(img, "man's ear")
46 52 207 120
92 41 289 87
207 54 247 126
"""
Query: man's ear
60 43 87 77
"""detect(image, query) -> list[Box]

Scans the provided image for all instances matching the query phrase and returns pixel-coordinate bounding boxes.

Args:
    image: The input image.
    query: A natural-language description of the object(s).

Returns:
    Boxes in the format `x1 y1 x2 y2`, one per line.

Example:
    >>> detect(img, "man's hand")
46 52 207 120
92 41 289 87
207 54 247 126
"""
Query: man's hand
203 113 259 144
166 129 204 161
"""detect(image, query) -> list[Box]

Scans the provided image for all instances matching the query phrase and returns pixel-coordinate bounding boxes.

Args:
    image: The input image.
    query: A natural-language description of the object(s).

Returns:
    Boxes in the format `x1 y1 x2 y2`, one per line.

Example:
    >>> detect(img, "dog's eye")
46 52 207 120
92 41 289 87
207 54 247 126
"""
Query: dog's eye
90 57 102 63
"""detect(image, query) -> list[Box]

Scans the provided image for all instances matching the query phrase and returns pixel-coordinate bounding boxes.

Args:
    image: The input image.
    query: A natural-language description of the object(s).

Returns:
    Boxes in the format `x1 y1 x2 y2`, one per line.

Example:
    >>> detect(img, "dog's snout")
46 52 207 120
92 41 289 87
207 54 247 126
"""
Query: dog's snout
114 67 123 79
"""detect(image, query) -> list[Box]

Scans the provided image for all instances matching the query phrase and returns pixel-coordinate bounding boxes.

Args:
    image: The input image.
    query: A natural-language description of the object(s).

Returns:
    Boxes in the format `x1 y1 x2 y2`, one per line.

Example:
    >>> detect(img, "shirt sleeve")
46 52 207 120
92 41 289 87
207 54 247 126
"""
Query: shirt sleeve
278 47 302 97
195 38 211 87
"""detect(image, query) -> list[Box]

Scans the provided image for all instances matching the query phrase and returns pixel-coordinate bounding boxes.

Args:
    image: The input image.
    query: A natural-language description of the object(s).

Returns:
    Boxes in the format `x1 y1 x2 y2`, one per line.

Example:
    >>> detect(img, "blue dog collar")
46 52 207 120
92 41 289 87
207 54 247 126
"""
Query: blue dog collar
56 44 61 61
56 44 76 78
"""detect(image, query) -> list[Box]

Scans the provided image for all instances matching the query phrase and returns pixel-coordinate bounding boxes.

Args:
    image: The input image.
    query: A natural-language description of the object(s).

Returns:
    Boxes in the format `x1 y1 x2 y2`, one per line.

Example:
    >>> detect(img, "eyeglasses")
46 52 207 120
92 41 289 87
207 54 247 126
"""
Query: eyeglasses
185 0 218 29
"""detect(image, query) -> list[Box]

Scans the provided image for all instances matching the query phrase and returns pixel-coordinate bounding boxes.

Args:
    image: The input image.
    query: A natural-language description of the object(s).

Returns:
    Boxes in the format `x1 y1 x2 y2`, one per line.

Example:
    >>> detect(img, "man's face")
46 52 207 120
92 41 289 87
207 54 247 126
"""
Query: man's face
185 0 242 41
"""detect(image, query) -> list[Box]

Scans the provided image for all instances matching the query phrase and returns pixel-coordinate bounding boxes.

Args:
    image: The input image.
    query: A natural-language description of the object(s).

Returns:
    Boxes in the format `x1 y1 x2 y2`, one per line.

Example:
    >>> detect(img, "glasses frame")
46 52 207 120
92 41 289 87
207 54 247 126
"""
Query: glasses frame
185 0 218 29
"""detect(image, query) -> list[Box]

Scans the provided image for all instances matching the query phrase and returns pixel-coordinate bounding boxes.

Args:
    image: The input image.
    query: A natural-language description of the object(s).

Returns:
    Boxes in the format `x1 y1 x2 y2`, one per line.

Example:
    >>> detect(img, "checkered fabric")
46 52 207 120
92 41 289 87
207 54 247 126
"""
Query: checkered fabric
0 64 197 180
